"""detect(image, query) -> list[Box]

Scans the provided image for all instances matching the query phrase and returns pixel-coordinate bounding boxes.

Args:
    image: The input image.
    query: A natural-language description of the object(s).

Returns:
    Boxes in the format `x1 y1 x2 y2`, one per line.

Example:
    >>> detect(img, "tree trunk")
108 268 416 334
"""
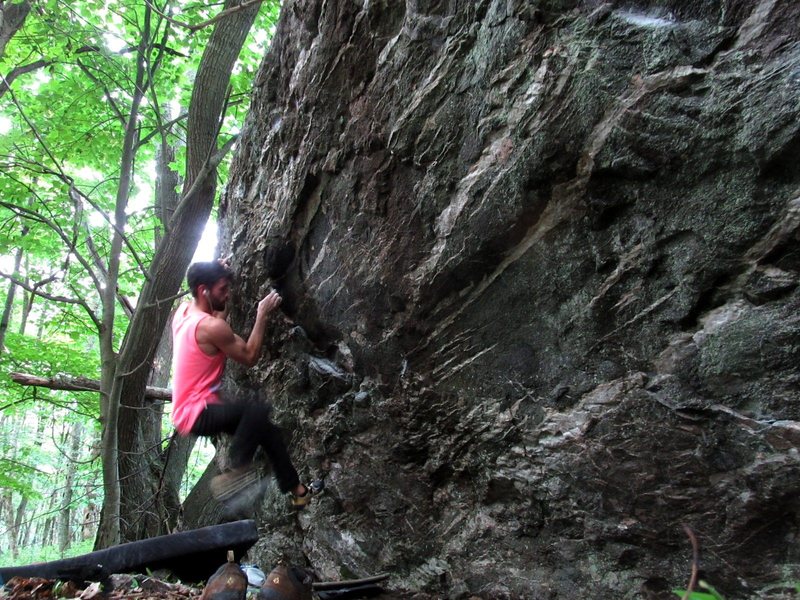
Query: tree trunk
94 3 153 549
58 421 83 554
18 253 33 335
0 412 23 558
174 462 222 530
1 492 18 559
15 496 29 550
0 246 24 351
106 0 261 546
155 137 181 246
0 0 30 60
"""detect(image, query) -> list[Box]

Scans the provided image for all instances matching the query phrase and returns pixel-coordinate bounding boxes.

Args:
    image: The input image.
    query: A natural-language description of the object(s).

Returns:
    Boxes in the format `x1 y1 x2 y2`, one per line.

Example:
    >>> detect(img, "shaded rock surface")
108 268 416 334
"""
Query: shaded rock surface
202 0 800 597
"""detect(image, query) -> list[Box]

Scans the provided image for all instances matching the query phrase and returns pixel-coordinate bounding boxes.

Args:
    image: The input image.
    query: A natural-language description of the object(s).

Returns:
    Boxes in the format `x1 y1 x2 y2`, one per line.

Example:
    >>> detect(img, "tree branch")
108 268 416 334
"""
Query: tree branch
0 73 69 182
76 58 126 126
143 0 265 33
110 43 187 58
136 111 187 150
0 270 83 306
10 163 153 286
0 22 182 101
0 60 51 100
0 198 104 296
170 133 239 220
0 269 101 331
9 372 172 402
143 5 174 92
139 288 189 311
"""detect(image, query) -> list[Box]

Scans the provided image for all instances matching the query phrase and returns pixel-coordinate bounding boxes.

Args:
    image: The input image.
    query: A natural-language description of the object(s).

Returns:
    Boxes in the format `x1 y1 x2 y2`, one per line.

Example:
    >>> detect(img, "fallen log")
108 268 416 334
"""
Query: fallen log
8 372 172 401
0 520 257 584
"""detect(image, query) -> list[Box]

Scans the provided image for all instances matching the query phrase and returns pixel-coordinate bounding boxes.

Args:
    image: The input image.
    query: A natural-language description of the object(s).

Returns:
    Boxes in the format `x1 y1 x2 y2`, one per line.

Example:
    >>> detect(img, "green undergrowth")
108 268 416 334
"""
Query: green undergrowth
674 580 800 599
4 540 95 568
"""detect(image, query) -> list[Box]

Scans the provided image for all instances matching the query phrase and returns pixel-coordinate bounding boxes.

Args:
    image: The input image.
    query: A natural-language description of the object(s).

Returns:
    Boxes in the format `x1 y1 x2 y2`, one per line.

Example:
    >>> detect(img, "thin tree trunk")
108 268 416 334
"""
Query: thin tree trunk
43 515 55 548
16 497 30 549
2 492 18 559
0 412 23 558
58 421 84 553
95 4 152 550
0 245 24 351
35 313 44 339
0 495 6 554
19 254 32 334
82 502 99 541
155 139 181 247
33 406 49 550
104 129 181 543
120 142 192 537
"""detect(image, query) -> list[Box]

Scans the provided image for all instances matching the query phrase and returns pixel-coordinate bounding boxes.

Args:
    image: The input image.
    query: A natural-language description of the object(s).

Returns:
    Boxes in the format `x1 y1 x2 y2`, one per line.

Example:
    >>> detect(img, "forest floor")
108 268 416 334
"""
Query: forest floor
0 575 430 600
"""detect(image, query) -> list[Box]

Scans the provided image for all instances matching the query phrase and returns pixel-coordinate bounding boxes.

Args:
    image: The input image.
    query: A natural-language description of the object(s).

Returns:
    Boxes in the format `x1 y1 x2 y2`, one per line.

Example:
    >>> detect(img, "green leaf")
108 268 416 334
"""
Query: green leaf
672 581 726 600
672 591 719 600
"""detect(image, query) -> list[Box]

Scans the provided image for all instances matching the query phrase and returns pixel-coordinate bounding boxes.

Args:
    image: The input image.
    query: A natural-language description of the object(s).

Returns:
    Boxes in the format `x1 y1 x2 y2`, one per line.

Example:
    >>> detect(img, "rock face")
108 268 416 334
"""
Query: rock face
216 0 800 597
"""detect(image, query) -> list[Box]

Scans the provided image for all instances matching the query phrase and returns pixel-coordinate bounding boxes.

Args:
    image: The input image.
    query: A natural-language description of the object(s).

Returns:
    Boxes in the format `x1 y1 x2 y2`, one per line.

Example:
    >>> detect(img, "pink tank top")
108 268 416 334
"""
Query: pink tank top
171 303 225 434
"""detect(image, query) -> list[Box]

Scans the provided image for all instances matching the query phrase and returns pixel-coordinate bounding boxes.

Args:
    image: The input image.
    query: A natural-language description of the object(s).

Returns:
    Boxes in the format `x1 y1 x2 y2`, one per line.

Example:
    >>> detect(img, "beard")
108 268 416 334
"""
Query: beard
210 295 227 312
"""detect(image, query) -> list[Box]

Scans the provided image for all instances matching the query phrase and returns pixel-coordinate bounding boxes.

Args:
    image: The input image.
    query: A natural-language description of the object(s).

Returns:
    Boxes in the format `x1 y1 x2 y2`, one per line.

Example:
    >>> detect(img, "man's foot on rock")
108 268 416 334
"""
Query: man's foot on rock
291 479 324 510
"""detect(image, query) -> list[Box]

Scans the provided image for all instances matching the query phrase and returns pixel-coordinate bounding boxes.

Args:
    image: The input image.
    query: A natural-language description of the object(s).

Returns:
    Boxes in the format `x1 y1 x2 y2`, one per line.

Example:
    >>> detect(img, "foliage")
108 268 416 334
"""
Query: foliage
0 331 100 505
1 331 100 382
179 436 214 502
7 538 95 566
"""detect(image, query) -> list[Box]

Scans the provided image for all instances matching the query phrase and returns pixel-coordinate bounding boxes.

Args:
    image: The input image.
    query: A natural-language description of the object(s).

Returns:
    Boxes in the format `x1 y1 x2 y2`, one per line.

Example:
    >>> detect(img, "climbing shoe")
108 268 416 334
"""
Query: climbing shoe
291 479 324 510
210 465 260 503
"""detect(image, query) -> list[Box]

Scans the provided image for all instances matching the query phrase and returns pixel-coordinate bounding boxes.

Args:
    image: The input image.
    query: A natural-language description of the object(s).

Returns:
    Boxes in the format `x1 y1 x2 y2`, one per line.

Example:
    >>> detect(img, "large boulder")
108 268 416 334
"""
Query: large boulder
216 0 800 597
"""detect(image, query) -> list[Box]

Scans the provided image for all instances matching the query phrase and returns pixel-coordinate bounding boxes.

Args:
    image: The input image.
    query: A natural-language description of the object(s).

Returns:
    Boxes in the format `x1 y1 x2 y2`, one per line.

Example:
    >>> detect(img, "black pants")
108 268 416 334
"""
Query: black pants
190 397 300 493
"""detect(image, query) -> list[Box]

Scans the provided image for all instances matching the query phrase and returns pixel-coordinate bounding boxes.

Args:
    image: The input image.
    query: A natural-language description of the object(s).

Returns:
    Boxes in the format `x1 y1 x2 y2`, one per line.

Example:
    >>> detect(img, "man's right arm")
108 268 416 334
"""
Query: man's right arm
204 291 281 367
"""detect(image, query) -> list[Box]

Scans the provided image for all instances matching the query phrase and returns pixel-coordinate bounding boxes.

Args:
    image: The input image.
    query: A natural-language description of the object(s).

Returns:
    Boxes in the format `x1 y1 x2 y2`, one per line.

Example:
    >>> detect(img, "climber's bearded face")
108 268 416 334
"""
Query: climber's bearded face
204 279 230 311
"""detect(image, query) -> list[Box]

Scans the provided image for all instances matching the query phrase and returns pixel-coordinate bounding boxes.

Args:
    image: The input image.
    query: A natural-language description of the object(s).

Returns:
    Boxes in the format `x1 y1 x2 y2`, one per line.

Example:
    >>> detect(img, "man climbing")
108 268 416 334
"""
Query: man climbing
170 260 320 509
